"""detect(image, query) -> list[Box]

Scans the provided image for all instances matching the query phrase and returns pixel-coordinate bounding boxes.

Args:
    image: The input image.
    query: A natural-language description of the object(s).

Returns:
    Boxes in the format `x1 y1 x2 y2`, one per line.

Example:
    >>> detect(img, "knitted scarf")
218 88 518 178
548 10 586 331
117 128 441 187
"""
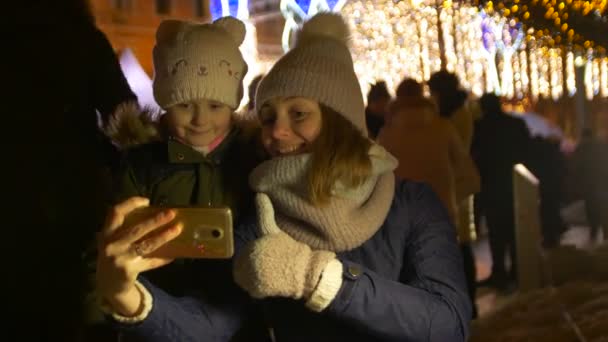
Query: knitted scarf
249 144 398 252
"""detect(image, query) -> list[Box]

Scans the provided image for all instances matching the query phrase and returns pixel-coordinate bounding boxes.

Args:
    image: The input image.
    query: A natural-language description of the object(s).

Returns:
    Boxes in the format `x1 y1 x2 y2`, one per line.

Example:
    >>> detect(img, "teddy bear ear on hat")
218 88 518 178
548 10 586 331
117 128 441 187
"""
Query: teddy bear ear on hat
213 16 246 46
156 19 194 44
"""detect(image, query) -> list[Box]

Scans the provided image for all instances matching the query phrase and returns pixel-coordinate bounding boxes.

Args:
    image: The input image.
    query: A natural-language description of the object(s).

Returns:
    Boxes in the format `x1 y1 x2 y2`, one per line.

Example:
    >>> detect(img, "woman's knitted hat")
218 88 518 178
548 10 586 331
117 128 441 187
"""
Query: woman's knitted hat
255 12 367 136
152 17 248 109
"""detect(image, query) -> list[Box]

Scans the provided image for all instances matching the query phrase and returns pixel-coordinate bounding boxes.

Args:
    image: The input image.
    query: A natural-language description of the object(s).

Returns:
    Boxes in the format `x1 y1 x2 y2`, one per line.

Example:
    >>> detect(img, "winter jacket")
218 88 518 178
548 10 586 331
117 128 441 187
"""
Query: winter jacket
472 111 531 200
449 100 477 150
109 105 263 211
114 180 472 341
447 100 480 243
108 106 264 295
114 130 258 217
378 99 480 242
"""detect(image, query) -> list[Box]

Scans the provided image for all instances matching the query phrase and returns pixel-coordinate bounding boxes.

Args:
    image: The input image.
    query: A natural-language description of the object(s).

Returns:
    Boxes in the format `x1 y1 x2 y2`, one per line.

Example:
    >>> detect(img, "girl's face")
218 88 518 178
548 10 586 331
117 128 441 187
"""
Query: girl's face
258 97 322 158
165 99 232 148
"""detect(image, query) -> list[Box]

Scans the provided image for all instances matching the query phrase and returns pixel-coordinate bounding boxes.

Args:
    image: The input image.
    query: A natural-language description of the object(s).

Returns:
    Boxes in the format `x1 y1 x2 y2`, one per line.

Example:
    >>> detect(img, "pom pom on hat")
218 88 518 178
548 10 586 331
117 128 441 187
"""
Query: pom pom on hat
295 12 351 48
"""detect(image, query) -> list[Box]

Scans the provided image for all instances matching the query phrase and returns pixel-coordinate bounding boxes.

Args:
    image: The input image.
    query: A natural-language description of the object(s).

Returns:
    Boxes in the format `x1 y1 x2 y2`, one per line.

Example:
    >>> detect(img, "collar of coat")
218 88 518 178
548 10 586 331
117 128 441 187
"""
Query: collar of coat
166 129 238 165
105 101 260 165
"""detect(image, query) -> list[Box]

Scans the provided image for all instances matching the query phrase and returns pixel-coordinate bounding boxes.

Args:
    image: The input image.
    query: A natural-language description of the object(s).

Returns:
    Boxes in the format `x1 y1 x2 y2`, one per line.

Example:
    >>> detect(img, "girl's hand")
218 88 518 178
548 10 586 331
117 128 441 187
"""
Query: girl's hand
95 197 182 316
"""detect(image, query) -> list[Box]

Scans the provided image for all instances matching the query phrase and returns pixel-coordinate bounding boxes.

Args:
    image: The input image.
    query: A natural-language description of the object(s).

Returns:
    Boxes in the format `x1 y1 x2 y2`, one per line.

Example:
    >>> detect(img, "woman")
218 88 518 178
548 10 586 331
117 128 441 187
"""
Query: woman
96 12 471 341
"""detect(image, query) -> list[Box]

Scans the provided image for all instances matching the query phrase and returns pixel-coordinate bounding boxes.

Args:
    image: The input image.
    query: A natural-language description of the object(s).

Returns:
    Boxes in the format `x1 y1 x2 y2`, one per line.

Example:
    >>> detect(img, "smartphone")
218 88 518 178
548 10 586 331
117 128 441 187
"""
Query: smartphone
123 207 234 259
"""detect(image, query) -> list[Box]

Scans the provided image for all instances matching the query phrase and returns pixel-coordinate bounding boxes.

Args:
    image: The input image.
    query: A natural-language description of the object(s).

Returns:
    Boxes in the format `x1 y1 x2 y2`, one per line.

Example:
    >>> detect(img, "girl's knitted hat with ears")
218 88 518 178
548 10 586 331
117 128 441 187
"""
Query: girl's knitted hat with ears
152 16 248 109
255 12 367 136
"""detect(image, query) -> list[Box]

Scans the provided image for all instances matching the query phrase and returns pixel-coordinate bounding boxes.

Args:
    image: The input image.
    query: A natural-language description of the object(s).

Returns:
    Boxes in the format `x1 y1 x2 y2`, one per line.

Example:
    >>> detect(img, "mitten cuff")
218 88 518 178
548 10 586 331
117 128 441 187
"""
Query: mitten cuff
305 258 343 312
100 281 153 324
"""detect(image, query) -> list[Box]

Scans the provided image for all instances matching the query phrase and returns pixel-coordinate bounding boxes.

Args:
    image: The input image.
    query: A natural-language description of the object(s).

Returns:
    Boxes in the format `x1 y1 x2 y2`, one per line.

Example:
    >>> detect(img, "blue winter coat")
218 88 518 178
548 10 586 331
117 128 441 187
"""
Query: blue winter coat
114 180 472 341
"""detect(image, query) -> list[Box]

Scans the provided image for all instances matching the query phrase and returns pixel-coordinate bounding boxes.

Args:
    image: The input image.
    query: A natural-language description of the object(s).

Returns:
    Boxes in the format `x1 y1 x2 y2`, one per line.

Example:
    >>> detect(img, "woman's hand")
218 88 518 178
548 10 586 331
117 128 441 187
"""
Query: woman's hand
233 194 341 312
95 197 182 316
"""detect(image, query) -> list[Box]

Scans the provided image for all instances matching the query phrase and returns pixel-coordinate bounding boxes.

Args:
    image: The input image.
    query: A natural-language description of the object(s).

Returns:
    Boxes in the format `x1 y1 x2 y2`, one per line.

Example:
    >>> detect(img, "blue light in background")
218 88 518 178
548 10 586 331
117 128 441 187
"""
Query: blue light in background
229 0 239 17
325 0 341 10
295 0 311 14
210 0 223 19
210 0 241 20
292 0 343 16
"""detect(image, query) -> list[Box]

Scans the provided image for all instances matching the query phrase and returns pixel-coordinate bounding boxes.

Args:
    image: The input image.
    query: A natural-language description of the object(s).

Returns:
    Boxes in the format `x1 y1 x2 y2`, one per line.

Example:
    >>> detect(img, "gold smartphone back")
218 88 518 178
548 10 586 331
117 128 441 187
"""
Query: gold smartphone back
125 207 234 259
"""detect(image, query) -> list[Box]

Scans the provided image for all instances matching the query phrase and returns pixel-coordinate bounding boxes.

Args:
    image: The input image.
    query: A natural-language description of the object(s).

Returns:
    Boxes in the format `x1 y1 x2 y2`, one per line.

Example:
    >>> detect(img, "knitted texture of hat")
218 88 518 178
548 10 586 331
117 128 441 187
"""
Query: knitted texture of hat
255 12 367 136
152 17 248 109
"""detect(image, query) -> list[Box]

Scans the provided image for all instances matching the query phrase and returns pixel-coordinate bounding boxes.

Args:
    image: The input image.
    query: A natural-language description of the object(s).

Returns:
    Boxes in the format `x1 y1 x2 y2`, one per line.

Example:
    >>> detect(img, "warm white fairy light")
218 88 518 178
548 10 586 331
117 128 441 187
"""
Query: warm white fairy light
519 50 529 98
585 56 594 100
454 6 468 82
529 46 540 100
549 48 564 100
278 0 608 100
343 0 449 96
420 17 432 80
538 47 552 98
593 58 601 97
513 49 522 98
453 5 484 96
601 58 608 97
468 9 485 97
497 58 509 96
501 55 514 98
566 51 576 96
440 5 456 72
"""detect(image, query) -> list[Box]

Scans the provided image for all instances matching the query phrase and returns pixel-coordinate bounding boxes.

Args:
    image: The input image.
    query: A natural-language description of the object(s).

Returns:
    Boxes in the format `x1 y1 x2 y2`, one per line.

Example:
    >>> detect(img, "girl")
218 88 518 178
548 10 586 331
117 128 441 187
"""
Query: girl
101 16 262 297
96 12 471 341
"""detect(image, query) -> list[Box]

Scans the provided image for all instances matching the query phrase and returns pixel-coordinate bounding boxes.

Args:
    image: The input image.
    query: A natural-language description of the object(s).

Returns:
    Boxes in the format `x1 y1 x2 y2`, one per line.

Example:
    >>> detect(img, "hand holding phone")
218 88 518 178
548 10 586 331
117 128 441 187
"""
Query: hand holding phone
123 207 234 259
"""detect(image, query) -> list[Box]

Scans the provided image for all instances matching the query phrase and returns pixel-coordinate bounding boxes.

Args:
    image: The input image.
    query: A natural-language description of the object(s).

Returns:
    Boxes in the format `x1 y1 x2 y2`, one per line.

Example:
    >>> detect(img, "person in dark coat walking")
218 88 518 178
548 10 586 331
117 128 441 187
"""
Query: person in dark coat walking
472 93 531 290
96 13 471 341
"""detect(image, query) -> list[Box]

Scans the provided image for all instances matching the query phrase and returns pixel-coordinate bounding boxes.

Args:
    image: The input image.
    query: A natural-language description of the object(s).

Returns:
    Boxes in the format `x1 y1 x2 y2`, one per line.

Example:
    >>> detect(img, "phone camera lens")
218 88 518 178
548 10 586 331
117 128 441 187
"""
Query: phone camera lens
211 229 222 239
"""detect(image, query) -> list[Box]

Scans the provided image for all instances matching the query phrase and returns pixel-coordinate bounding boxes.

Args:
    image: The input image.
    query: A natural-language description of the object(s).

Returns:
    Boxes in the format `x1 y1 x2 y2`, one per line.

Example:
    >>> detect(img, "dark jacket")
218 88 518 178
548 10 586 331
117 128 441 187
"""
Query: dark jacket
115 129 259 217
115 181 472 341
471 112 531 200
365 108 385 139
113 123 263 296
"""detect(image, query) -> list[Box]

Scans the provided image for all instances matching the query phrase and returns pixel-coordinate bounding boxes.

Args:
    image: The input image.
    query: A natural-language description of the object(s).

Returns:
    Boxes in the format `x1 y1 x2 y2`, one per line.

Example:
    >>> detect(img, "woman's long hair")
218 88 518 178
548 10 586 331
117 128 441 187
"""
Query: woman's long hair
307 105 372 205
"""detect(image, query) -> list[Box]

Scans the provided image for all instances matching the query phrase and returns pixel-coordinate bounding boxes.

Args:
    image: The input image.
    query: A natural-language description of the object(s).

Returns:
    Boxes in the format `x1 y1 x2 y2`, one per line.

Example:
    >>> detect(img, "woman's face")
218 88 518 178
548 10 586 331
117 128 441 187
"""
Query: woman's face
258 97 322 157
165 98 232 148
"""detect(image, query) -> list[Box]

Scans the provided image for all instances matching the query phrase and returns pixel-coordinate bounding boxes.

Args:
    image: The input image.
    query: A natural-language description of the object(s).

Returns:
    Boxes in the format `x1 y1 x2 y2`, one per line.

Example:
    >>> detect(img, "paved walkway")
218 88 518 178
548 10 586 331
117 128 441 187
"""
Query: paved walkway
473 220 603 318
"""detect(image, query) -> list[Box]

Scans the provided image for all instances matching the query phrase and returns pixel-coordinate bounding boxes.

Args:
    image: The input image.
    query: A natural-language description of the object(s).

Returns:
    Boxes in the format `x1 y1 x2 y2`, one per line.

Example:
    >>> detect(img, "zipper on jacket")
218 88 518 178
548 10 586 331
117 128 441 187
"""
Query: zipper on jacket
207 162 214 207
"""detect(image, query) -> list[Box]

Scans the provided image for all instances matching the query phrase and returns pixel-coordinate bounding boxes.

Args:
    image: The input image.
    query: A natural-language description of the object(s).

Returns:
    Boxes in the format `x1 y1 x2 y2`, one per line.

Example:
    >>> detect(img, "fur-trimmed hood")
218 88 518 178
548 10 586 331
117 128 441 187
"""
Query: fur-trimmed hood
104 101 164 149
105 101 264 151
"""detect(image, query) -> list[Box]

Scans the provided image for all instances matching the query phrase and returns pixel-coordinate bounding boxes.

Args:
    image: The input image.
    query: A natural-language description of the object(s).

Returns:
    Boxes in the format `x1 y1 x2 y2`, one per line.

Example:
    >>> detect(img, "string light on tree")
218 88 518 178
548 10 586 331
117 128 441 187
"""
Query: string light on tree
566 51 577 95
585 53 594 100
601 57 608 97
519 50 530 98
279 0 607 100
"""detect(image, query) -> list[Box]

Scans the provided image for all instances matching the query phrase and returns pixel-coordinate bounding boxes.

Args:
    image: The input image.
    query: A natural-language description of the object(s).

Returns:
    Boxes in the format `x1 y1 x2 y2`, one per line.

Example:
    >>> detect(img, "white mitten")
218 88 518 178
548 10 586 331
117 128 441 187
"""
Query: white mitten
233 194 344 311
